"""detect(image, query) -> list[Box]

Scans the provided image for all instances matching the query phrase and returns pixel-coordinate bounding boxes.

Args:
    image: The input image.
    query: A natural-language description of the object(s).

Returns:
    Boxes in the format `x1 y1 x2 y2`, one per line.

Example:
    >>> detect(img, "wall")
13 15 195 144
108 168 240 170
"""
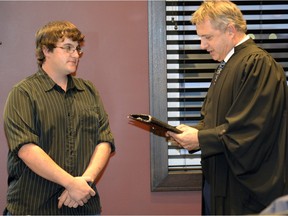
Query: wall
0 1 201 215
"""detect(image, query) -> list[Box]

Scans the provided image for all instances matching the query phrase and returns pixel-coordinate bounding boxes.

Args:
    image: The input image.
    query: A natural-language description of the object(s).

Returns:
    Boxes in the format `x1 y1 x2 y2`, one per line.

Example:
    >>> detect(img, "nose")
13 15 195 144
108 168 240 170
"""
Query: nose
200 39 208 50
72 50 81 58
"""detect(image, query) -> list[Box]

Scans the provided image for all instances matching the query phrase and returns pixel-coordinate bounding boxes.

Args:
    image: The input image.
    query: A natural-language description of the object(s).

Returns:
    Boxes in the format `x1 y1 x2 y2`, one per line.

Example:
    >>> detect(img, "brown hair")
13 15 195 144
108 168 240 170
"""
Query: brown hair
191 0 247 33
35 21 85 66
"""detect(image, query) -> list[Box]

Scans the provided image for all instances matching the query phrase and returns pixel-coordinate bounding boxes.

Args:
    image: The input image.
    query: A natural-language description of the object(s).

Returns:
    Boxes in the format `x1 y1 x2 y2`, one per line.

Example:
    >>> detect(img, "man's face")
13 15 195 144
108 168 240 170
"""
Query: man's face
196 18 233 62
45 37 81 76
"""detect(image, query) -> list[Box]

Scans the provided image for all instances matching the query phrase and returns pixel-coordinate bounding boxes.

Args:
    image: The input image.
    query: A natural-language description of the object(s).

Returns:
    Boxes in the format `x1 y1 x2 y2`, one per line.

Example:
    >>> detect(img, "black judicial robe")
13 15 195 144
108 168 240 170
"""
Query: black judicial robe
196 38 288 215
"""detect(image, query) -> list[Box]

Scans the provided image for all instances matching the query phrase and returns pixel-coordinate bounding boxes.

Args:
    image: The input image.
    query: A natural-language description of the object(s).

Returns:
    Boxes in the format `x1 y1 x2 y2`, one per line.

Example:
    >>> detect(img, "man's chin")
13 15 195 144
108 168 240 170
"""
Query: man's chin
211 56 220 62
67 69 77 75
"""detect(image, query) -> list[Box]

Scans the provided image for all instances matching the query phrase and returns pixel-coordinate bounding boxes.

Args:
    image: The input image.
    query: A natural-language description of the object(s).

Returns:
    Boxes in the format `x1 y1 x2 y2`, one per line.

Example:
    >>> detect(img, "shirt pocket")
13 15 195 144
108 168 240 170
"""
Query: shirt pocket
80 106 100 137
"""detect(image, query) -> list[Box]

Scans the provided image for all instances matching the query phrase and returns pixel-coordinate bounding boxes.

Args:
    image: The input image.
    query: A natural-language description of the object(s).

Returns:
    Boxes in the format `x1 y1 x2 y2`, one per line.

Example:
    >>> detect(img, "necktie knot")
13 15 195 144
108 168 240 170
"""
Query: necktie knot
213 61 226 84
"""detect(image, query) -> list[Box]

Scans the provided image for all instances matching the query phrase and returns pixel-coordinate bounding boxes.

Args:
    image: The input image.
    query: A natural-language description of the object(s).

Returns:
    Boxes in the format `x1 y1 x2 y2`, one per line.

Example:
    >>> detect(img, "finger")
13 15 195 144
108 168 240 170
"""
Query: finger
58 190 68 209
64 195 72 207
68 200 76 208
171 140 179 146
77 200 84 207
82 176 93 183
177 124 189 130
176 124 185 129
73 202 79 208
89 188 96 196
168 137 178 144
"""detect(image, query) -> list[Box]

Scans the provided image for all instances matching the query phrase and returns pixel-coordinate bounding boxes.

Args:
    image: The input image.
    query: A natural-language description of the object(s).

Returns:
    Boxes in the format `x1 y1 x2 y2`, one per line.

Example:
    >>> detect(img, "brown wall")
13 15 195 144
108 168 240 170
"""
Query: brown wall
0 1 201 214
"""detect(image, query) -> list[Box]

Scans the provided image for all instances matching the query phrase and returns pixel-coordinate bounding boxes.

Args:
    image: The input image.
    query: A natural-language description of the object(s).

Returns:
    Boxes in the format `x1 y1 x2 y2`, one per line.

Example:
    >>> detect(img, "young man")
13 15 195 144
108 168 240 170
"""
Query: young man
167 1 288 215
3 21 115 215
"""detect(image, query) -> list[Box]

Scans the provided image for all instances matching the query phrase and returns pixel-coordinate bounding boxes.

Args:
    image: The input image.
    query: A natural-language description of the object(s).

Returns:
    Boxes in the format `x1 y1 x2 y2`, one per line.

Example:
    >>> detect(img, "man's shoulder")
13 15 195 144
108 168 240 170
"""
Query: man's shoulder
13 73 38 88
236 39 269 57
11 71 50 96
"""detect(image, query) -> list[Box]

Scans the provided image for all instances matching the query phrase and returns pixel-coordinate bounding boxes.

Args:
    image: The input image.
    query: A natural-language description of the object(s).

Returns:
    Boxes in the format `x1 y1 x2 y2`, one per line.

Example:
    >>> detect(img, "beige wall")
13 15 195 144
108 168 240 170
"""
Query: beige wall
0 1 201 214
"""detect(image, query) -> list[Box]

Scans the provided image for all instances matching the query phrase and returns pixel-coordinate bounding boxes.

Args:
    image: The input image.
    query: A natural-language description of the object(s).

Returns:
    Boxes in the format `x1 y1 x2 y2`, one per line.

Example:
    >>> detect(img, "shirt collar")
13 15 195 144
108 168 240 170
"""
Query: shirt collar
224 35 250 63
37 68 84 92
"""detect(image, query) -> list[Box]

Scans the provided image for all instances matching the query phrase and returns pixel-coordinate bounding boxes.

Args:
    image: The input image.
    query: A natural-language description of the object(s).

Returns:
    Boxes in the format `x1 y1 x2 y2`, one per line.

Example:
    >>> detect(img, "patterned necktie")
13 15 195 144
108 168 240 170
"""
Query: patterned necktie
213 60 226 85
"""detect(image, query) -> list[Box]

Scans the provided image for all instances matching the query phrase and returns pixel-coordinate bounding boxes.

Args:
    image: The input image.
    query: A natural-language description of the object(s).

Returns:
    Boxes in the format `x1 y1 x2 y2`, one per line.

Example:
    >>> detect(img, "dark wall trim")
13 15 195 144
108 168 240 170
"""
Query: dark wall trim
148 0 202 192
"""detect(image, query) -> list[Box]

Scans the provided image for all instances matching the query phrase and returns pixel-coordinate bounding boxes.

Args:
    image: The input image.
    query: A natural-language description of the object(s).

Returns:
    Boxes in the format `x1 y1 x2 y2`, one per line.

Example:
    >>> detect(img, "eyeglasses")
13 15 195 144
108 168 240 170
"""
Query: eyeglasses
55 45 83 55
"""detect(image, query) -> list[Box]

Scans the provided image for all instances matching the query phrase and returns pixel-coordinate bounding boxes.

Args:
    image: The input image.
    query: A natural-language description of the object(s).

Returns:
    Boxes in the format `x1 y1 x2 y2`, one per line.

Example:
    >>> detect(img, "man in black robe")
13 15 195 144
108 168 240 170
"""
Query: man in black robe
167 0 288 215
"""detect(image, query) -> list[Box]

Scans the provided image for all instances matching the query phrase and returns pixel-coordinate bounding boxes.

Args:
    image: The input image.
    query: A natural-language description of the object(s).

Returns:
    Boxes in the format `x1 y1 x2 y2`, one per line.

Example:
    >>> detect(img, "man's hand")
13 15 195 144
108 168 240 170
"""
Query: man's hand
166 124 200 151
58 176 95 209
58 189 79 209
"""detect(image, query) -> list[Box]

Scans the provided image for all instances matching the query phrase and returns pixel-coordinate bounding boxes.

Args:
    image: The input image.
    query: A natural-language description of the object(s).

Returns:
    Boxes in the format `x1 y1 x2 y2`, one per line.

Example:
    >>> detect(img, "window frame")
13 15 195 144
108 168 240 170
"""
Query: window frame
148 0 202 192
148 0 288 192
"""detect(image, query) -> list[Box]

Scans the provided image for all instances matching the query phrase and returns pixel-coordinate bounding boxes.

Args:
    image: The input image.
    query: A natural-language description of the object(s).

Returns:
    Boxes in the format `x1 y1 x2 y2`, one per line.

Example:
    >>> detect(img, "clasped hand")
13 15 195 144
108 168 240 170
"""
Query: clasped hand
58 176 96 209
166 124 200 151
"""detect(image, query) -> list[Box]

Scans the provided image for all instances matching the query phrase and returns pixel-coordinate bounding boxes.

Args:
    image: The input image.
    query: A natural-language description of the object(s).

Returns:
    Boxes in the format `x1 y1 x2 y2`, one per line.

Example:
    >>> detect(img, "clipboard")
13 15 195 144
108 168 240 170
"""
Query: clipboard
128 114 182 134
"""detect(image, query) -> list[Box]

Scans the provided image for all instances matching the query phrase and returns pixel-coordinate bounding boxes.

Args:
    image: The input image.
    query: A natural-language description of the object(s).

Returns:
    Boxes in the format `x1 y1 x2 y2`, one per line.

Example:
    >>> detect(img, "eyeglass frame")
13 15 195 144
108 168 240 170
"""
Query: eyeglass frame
55 44 83 55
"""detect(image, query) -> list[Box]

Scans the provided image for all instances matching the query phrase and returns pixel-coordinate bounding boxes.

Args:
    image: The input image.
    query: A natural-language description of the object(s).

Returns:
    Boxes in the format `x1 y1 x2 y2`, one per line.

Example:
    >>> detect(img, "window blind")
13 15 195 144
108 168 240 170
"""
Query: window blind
166 0 288 173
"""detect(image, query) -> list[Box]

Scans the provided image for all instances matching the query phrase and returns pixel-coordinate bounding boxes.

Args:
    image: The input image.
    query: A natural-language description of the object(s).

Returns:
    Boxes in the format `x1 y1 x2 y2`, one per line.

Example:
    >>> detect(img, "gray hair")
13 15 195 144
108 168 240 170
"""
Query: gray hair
191 0 247 33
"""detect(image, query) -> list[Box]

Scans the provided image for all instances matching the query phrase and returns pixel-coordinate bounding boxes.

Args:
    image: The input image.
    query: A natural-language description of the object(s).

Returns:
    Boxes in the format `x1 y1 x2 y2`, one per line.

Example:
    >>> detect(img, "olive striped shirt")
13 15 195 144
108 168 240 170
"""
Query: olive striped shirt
4 68 115 215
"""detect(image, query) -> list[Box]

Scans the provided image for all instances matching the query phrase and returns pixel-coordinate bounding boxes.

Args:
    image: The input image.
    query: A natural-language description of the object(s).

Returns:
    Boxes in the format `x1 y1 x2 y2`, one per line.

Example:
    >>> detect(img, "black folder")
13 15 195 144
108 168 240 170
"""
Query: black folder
128 114 182 134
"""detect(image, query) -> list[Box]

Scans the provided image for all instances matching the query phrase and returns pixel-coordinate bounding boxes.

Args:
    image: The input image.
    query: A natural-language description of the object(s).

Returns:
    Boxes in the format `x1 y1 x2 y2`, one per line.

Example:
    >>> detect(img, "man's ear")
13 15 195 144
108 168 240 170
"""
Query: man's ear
42 45 50 56
226 24 236 35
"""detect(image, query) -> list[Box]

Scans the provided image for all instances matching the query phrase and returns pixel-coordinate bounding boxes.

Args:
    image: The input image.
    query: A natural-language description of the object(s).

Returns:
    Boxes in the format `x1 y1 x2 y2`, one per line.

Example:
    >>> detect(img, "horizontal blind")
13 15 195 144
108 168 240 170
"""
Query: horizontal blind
166 0 288 172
